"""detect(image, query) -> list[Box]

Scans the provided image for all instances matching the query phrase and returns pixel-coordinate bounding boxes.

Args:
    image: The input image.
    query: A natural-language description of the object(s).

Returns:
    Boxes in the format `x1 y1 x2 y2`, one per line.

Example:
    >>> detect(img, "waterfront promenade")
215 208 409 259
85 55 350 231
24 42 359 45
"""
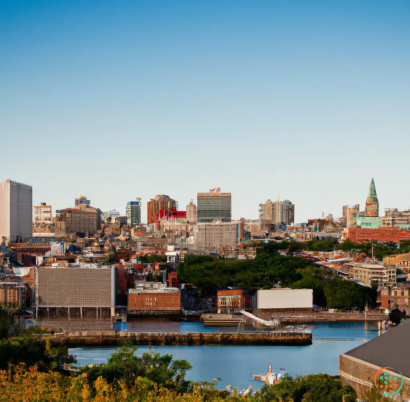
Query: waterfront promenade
255 311 385 323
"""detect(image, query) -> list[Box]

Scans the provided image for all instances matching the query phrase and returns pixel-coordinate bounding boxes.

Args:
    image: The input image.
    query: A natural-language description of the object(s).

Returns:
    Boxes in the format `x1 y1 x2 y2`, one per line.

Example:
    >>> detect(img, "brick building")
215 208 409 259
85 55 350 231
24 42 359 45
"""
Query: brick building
379 286 409 312
168 272 180 289
343 227 410 244
57 206 101 237
128 288 180 314
217 289 251 313
0 282 27 306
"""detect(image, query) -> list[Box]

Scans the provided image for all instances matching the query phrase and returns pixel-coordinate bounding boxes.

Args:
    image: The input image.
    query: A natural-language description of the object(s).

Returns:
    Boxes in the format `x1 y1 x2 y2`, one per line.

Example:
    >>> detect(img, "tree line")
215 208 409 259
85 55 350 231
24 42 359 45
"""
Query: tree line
177 254 376 308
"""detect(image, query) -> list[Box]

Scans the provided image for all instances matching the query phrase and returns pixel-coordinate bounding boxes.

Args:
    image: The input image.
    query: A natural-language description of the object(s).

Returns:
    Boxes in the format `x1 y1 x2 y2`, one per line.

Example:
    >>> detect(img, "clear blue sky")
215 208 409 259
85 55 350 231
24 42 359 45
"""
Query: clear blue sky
1 0 410 222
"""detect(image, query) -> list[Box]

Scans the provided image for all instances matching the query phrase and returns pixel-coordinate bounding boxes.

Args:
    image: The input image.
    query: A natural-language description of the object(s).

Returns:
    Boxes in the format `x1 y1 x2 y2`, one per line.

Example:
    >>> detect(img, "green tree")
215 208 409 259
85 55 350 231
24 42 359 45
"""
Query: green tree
82 343 192 394
257 374 356 402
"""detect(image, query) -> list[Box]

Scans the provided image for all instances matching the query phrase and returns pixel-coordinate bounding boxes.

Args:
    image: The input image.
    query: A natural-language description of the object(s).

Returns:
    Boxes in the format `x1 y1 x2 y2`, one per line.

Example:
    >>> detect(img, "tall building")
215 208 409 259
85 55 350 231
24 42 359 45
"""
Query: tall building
57 207 100 236
75 195 90 207
126 199 142 226
0 179 33 242
147 195 178 224
57 196 101 236
343 204 360 218
186 201 197 224
197 188 231 223
365 178 379 217
346 206 359 228
259 199 295 225
272 200 295 225
101 210 121 221
33 202 52 223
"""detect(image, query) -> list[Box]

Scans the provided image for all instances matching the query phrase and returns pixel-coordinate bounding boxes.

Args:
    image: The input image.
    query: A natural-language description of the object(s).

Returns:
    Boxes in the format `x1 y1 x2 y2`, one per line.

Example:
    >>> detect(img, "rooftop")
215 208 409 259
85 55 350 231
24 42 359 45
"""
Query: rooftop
345 320 410 378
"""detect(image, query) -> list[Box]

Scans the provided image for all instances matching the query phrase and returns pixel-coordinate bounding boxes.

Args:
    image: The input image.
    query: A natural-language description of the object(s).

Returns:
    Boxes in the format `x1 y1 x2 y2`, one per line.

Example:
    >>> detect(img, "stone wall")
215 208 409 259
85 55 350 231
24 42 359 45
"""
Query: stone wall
49 330 312 347
340 354 410 399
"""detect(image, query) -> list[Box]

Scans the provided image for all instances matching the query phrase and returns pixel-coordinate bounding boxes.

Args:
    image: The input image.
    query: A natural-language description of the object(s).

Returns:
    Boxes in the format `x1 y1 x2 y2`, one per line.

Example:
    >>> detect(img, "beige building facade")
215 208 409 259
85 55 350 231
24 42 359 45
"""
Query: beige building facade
352 263 396 285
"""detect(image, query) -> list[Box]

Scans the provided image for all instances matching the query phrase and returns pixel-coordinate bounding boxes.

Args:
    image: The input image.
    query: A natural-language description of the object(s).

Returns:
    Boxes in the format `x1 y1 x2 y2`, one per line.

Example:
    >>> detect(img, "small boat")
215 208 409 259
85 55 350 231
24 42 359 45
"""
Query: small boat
253 364 291 385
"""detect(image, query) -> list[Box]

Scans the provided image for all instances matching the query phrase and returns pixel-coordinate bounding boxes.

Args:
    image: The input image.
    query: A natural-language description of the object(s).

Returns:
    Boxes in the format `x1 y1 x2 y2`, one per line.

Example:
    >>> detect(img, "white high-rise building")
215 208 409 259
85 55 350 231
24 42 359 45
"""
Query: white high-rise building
0 180 33 242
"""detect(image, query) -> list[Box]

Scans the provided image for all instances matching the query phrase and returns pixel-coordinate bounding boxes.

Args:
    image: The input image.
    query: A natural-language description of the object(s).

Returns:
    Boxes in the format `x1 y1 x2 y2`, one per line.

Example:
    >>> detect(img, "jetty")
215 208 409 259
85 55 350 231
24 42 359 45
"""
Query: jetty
47 330 312 346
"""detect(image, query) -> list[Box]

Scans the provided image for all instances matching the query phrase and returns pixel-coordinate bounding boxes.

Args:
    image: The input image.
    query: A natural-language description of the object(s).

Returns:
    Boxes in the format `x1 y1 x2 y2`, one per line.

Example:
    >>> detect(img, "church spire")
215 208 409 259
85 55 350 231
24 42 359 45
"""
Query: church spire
368 178 377 199
365 178 379 217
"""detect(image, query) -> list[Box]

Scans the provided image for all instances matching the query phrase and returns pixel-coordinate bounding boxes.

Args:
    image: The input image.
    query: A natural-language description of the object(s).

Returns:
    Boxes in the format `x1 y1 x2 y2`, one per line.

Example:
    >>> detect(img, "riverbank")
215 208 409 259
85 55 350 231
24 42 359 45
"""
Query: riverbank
48 330 312 346
69 322 379 391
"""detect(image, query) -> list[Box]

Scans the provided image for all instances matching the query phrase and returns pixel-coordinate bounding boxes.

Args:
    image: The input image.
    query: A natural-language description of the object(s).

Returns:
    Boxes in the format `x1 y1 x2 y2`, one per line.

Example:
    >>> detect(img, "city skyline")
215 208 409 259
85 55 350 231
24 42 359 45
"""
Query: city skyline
2 1 410 221
4 177 410 224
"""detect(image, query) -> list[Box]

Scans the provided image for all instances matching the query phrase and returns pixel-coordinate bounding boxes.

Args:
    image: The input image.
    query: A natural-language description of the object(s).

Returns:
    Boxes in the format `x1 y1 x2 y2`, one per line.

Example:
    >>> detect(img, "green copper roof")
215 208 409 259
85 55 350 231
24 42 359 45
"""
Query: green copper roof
367 178 378 202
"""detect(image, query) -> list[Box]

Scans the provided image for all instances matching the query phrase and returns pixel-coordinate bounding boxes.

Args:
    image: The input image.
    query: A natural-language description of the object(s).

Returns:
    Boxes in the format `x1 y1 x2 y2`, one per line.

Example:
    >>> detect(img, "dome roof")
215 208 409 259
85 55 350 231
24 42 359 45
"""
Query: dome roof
283 200 292 204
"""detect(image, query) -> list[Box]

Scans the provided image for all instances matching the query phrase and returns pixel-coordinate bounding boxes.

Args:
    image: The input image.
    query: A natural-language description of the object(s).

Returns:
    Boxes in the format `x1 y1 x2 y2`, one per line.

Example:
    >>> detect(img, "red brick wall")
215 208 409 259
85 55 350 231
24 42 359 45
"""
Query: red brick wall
128 292 180 312
346 228 410 244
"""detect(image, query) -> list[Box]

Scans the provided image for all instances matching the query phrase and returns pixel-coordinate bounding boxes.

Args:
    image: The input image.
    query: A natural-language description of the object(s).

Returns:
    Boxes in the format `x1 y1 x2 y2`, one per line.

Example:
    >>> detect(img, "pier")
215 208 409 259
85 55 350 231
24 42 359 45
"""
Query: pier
48 330 312 346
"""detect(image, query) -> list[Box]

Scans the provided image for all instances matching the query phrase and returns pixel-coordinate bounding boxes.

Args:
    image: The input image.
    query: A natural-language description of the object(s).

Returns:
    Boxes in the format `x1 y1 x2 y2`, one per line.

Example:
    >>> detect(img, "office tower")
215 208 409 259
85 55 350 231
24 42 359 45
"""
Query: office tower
126 199 142 226
272 200 295 225
197 188 231 223
259 199 295 225
0 179 33 242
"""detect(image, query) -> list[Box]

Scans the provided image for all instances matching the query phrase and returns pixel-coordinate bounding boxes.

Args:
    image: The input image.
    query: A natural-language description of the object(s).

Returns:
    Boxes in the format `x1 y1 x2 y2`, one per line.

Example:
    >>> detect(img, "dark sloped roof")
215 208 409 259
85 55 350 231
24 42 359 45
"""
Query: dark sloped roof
345 320 410 378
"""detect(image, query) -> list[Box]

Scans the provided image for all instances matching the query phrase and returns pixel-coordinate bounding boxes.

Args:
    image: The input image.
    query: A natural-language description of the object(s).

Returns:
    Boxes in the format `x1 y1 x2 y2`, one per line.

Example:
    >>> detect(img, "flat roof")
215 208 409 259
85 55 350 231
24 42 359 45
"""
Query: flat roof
197 193 231 197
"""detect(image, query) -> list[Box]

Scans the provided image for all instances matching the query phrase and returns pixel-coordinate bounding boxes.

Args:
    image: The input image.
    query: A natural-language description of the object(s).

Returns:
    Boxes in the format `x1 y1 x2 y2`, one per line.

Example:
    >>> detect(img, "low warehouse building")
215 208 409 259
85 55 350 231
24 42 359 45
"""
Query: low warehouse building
36 267 115 319
128 288 180 314
253 288 313 320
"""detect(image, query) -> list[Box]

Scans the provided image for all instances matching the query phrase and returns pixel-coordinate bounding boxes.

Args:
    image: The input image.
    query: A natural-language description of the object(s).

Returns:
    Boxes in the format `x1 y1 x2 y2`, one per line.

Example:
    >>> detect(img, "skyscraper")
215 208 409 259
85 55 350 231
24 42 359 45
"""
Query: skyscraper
126 199 142 226
259 199 295 225
272 200 295 225
186 200 197 224
147 195 177 224
197 188 231 223
365 178 379 217
0 179 33 242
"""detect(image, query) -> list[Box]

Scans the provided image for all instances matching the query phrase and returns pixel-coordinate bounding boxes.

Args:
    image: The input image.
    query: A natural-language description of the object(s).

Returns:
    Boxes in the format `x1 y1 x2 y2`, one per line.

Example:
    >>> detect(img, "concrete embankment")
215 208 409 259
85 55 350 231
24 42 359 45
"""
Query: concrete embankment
48 330 312 347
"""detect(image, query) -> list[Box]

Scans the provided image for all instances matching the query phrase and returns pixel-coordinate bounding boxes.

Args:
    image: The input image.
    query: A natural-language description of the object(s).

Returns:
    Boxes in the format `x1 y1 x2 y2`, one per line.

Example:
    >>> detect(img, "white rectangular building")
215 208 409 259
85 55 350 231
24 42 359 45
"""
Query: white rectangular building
0 179 33 242
256 288 313 310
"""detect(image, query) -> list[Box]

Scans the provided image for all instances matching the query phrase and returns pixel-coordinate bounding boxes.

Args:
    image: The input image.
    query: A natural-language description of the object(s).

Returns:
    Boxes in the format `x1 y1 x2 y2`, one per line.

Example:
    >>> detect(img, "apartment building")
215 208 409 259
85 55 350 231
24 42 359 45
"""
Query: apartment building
352 263 396 285
379 286 409 312
33 203 52 223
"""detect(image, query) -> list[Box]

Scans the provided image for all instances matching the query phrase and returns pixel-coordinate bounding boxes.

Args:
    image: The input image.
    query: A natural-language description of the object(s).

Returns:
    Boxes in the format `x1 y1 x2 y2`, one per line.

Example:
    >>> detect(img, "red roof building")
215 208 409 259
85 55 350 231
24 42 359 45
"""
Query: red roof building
344 227 410 244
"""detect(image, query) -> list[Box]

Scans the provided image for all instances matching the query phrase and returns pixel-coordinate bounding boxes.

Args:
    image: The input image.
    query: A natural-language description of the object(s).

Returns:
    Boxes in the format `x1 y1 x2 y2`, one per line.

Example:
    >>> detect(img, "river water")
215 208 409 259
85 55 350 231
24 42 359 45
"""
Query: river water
70 321 379 391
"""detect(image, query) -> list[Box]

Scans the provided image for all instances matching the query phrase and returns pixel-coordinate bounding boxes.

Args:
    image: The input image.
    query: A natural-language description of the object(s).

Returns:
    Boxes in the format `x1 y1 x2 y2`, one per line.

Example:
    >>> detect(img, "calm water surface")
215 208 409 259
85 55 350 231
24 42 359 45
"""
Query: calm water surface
70 321 379 391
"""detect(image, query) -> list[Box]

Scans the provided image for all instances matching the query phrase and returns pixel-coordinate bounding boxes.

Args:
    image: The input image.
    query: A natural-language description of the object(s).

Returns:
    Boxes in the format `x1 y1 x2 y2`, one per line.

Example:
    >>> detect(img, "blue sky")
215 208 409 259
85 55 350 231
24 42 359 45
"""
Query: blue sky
1 0 410 222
